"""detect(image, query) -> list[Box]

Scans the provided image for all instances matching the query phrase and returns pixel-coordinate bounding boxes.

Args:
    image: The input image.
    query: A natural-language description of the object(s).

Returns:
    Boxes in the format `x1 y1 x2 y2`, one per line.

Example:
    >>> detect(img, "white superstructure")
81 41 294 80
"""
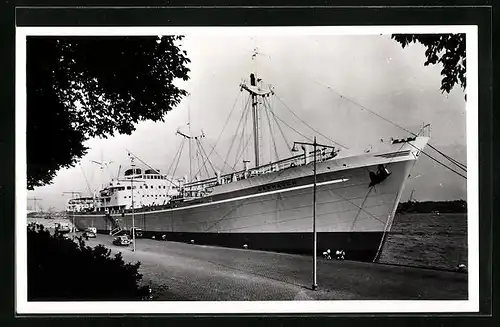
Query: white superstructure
96 168 178 212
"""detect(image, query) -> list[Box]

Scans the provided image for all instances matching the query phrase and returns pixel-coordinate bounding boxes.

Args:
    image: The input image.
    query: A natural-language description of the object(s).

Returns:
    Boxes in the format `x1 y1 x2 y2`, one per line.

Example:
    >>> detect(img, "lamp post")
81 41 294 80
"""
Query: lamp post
292 137 337 291
131 157 136 252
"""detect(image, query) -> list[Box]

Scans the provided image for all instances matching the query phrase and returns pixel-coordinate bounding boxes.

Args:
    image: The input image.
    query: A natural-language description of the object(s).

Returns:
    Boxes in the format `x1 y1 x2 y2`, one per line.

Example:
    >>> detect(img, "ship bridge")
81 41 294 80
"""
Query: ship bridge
96 165 178 213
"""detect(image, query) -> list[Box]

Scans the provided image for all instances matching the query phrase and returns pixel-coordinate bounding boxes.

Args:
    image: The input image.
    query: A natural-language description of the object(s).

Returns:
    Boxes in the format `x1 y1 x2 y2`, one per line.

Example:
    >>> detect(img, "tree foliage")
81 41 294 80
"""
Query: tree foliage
391 34 466 96
27 36 190 189
27 223 149 300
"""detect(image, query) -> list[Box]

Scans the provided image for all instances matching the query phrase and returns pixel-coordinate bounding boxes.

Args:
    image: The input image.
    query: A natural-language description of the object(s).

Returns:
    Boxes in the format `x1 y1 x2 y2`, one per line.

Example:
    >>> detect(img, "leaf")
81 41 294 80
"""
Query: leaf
392 33 466 100
27 36 191 189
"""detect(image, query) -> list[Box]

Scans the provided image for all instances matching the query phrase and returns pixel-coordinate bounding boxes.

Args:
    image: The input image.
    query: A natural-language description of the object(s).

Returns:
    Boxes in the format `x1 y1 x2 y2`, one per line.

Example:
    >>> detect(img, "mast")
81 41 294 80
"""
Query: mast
176 129 205 181
251 78 260 167
240 49 273 168
28 197 42 212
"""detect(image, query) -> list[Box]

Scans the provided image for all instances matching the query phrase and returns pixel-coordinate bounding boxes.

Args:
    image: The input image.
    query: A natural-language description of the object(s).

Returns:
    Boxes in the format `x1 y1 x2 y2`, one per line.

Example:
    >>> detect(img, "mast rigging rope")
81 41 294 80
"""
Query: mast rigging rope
223 96 251 169
263 99 280 163
263 97 293 157
274 93 348 149
165 137 186 184
407 142 467 179
315 79 468 171
190 90 245 179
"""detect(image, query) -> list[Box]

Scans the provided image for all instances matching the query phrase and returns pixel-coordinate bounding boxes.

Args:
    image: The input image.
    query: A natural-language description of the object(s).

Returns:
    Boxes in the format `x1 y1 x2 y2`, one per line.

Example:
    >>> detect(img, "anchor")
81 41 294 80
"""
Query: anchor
369 164 391 187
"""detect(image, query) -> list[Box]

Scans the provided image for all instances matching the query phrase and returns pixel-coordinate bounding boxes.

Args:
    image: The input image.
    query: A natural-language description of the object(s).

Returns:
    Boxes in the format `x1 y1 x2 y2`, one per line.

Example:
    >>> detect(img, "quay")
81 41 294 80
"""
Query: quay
84 234 468 301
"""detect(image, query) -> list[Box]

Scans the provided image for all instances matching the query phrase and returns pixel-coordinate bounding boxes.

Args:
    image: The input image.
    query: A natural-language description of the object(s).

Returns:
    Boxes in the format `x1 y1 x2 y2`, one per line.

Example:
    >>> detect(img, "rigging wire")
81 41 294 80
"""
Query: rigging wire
189 90 245 179
196 138 214 179
258 49 466 177
203 164 291 231
263 97 294 157
191 138 220 179
427 143 467 171
407 142 467 179
274 93 348 149
197 139 218 176
233 97 252 168
223 96 251 169
231 96 256 169
198 140 211 180
165 138 186 183
126 149 180 186
79 164 93 196
191 140 203 181
261 98 313 143
194 140 217 178
203 138 236 173
350 187 375 231
263 98 280 162
203 165 389 232
314 79 468 171
170 139 185 186
200 141 217 175
233 134 254 170
316 79 416 135
233 119 246 168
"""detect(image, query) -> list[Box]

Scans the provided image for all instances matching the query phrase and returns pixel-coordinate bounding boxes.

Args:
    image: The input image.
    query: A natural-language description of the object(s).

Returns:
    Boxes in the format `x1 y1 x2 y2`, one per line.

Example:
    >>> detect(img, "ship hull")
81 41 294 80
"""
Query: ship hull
126 231 384 261
71 148 420 261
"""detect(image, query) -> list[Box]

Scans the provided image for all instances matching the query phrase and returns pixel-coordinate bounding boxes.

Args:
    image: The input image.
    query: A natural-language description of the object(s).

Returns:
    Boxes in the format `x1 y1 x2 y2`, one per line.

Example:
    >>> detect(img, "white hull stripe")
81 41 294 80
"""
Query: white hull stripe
82 178 349 217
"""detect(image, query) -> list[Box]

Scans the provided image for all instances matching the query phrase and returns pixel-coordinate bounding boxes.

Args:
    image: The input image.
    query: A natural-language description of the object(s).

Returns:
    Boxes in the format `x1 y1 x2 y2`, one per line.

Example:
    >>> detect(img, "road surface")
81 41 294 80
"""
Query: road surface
83 234 468 301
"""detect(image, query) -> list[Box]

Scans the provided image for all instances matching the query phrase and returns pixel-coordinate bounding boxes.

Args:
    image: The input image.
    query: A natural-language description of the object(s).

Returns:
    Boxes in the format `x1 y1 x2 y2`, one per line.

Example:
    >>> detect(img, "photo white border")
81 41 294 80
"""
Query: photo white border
15 25 479 314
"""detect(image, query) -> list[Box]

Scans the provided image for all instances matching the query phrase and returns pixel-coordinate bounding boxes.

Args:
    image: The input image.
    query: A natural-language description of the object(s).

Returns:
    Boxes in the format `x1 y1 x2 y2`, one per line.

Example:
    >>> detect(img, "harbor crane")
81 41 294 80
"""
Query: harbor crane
62 191 81 236
28 197 42 212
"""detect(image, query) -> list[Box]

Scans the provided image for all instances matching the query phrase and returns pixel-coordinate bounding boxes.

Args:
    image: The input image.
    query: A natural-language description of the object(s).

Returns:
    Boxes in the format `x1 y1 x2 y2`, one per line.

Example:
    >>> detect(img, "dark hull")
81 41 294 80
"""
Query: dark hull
97 229 383 262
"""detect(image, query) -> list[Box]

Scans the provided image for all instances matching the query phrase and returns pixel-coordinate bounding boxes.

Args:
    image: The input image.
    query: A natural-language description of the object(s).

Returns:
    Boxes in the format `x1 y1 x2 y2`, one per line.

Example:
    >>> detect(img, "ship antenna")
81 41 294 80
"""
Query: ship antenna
252 47 259 80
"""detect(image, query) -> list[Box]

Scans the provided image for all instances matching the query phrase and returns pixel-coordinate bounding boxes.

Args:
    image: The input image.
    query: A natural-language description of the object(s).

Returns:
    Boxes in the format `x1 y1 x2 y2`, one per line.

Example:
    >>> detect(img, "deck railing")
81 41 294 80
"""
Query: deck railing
181 148 337 194
71 148 338 215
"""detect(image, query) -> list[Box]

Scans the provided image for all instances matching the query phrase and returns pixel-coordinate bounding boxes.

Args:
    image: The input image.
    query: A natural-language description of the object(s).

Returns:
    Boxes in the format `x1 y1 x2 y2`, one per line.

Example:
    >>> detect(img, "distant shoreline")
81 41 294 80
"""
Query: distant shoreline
396 200 467 214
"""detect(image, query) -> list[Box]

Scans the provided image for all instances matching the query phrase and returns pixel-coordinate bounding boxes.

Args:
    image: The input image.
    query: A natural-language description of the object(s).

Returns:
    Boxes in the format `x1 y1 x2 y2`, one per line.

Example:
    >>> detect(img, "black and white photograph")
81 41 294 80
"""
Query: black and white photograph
16 25 478 314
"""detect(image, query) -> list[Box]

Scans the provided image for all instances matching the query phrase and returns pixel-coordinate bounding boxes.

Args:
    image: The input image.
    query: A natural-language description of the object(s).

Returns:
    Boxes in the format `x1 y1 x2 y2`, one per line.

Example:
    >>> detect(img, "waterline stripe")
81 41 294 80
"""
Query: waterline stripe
82 178 349 217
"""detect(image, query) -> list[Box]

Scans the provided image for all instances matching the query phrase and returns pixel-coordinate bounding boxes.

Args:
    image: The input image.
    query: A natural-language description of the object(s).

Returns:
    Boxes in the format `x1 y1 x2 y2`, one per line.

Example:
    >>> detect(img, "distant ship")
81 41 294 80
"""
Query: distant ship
67 60 429 262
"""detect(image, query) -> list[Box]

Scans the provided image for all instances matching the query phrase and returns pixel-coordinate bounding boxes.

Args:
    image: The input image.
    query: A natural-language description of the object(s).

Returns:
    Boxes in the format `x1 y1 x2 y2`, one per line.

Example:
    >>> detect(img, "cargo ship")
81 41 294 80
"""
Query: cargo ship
67 65 429 262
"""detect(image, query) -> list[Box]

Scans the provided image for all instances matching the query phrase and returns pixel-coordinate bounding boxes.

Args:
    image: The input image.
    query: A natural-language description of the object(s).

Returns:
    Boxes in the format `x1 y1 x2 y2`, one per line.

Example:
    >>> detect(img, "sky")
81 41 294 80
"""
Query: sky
26 33 468 211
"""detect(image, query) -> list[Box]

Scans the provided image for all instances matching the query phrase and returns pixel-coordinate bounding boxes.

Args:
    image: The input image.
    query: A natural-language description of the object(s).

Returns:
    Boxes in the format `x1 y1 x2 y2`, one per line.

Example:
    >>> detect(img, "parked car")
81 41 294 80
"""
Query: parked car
113 235 131 246
83 228 96 238
61 233 71 240
54 222 71 237
129 227 143 238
